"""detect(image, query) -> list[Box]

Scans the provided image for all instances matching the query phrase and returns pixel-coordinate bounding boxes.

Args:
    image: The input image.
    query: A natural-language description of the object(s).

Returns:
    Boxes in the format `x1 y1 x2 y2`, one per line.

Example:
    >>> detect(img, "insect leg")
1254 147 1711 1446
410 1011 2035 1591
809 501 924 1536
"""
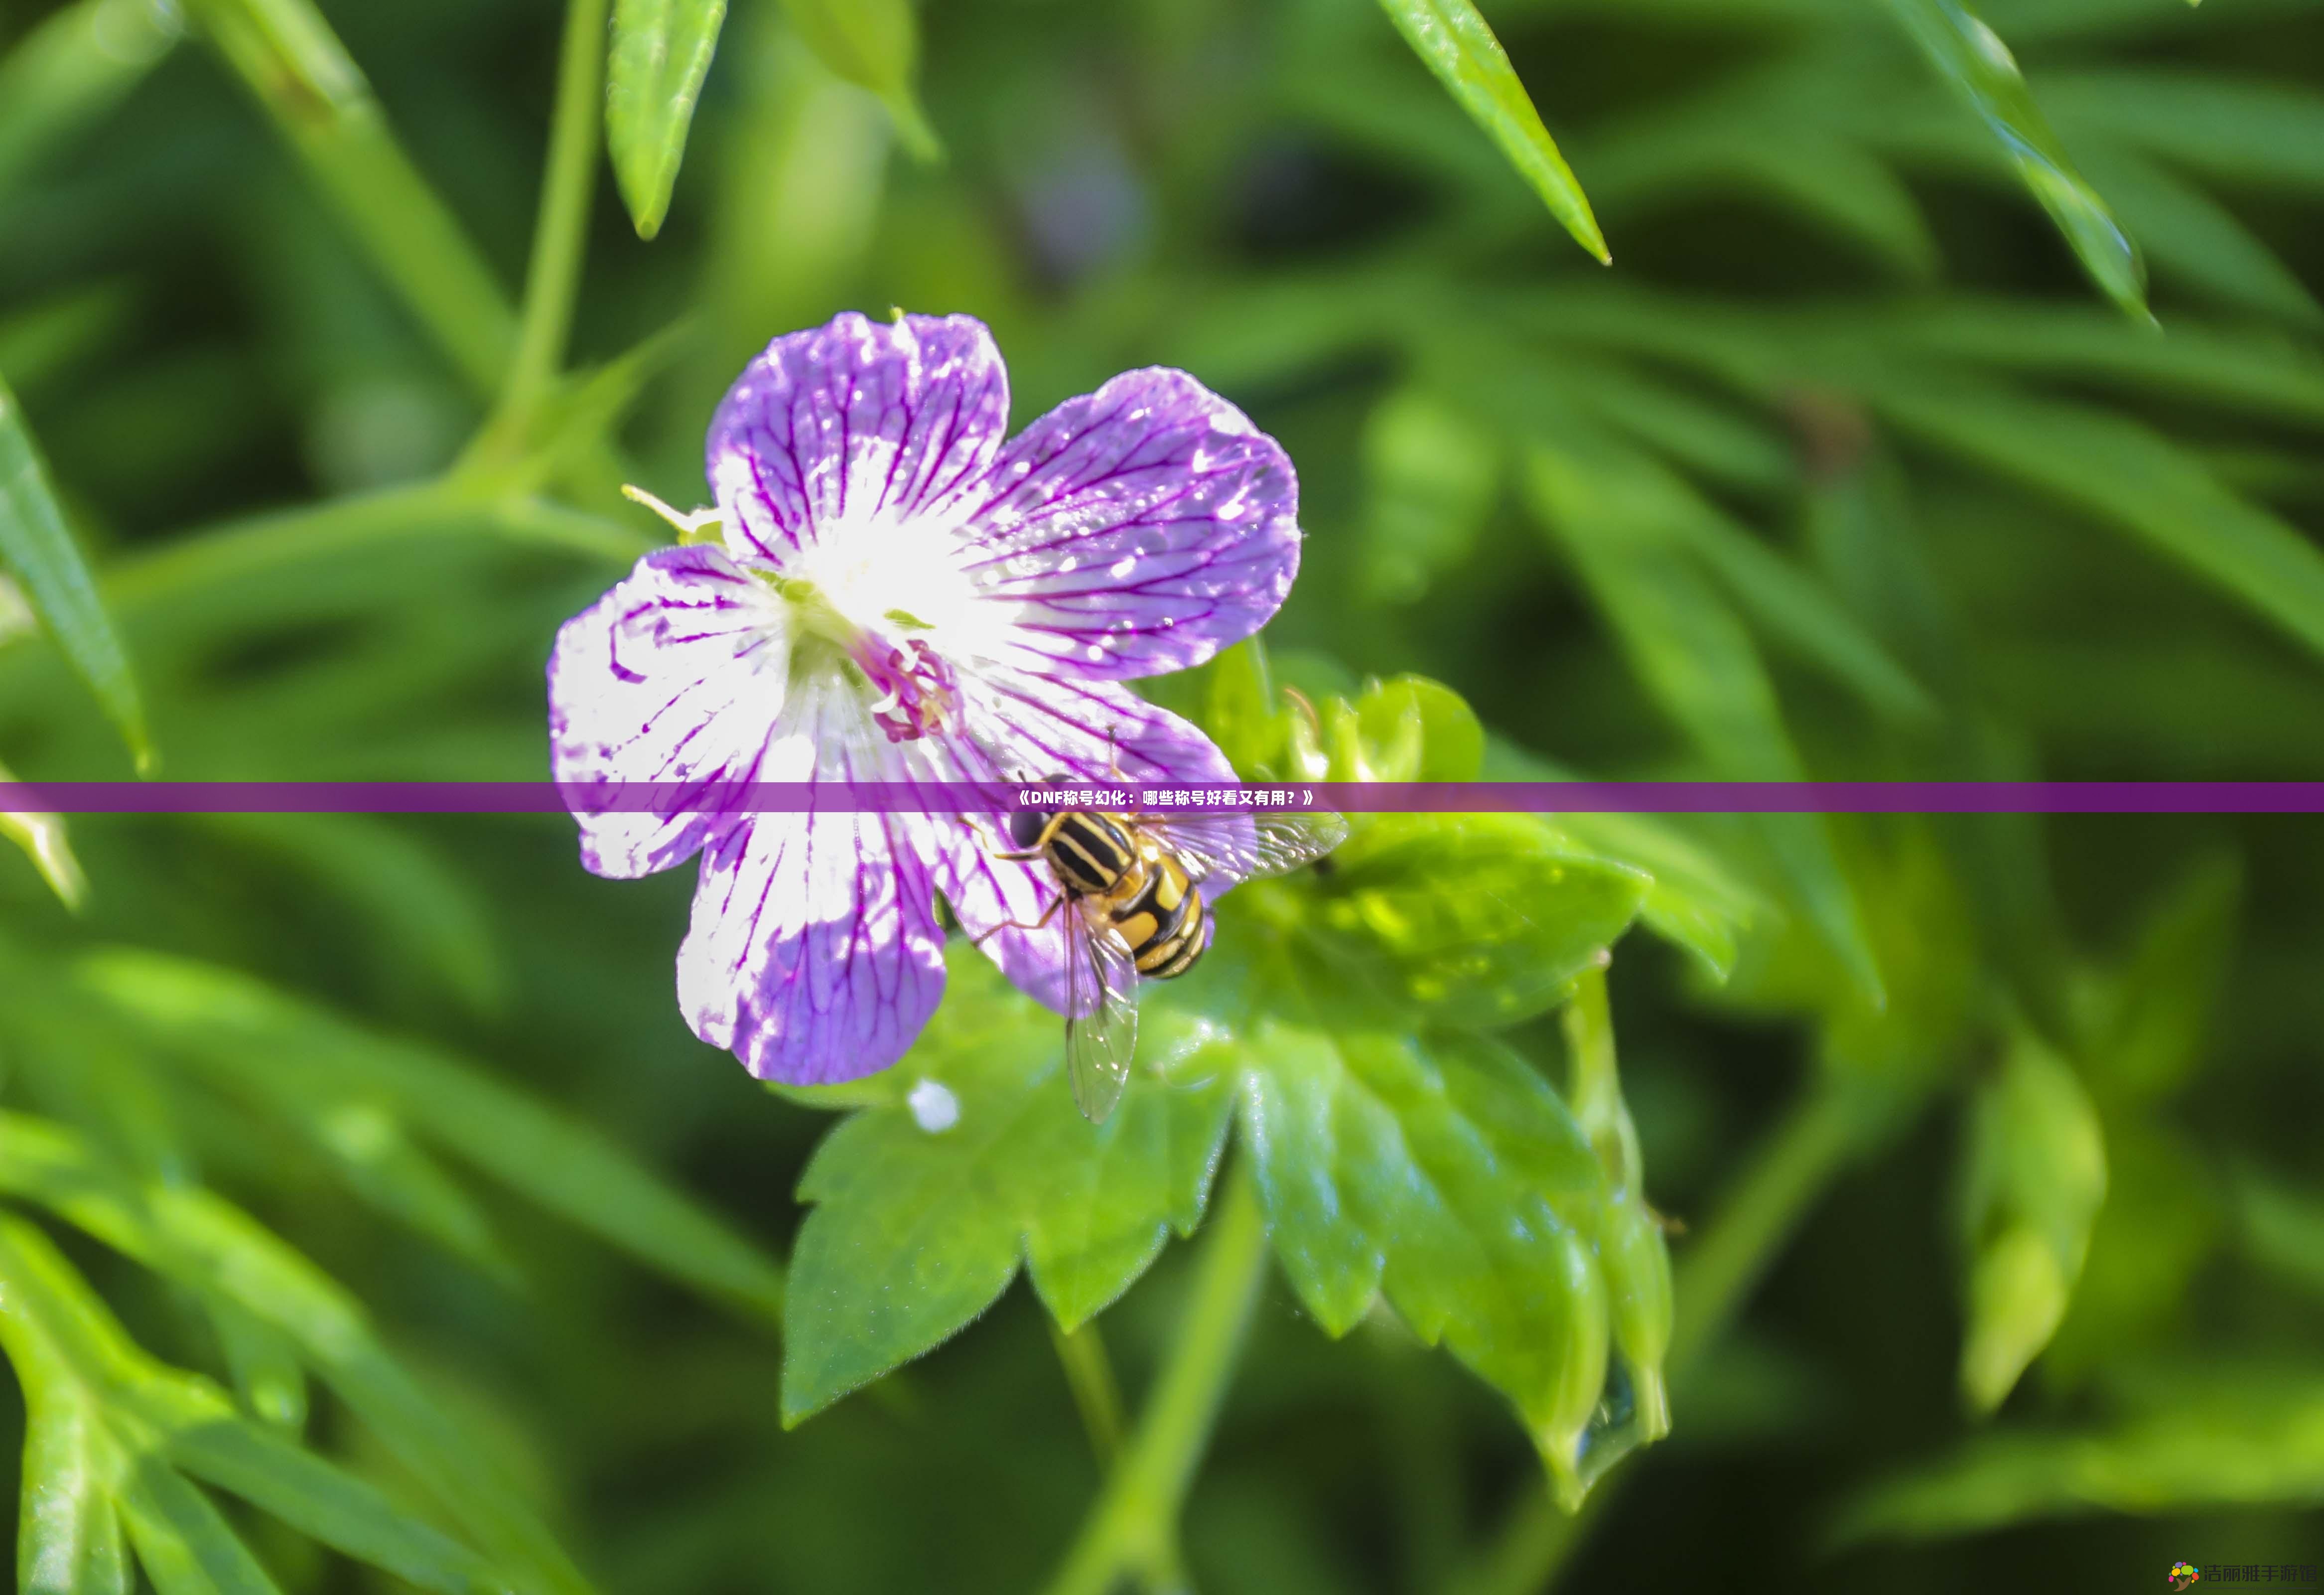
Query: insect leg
963 814 1047 862
969 891 1066 947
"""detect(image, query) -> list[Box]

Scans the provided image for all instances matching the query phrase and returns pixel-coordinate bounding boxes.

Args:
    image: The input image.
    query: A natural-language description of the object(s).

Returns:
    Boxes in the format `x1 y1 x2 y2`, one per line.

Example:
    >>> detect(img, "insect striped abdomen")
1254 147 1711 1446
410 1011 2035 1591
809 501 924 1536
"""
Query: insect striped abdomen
1046 812 1135 895
1127 857 1207 979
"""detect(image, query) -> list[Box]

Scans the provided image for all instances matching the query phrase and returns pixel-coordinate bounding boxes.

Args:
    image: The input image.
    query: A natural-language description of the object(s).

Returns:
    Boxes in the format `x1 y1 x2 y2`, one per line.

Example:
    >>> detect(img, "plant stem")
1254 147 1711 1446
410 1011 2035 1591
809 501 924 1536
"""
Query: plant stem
1450 1076 1883 1595
1039 1163 1270 1595
184 0 516 397
1051 1317 1129 1469
497 0 611 442
92 481 648 619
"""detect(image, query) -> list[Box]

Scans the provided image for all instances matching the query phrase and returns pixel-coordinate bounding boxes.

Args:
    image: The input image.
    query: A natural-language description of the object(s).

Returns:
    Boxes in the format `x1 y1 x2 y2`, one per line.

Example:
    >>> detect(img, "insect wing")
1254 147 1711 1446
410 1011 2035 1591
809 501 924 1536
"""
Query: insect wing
1148 808 1349 883
1064 910 1140 1123
1250 810 1350 876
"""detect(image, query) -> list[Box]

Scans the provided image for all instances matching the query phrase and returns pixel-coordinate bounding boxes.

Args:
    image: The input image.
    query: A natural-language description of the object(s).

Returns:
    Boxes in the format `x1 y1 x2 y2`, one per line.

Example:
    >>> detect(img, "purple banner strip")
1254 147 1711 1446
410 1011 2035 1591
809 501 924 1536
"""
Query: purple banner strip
0 781 2321 815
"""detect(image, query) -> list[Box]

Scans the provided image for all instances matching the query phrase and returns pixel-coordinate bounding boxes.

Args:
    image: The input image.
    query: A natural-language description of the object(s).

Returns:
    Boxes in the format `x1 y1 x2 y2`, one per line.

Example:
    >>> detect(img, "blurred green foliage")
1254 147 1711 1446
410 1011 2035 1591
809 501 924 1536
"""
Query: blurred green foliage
0 0 2322 1590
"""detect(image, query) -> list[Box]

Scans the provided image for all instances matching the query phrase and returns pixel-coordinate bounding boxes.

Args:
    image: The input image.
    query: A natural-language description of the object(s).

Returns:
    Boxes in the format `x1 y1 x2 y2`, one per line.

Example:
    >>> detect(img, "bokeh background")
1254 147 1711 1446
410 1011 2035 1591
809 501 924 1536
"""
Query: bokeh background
1 0 2322 1591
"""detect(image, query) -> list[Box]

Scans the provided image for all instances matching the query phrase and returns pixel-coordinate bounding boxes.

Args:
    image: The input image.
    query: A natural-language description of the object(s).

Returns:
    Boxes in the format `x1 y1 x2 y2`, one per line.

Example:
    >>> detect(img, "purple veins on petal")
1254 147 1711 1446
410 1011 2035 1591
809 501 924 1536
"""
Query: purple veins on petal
680 808 949 1085
551 308 1303 1089
547 545 791 880
953 367 1302 683
706 312 1012 567
673 678 953 1084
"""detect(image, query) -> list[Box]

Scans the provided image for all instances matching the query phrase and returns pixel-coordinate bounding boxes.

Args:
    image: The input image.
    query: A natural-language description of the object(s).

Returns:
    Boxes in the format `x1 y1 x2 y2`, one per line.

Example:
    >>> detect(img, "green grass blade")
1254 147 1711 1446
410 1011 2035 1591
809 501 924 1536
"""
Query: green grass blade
17 1392 131 1595
193 814 508 1017
1830 1376 2324 1544
777 0 939 159
0 754 87 908
2081 146 2323 328
117 1463 284 1595
201 1298 307 1431
0 1118 593 1595
0 0 181 198
0 1219 276 1595
0 286 137 395
179 0 517 396
1522 441 1884 1003
1855 302 2324 424
607 0 730 239
1376 0 1608 262
1871 379 2324 663
1640 465 1937 724
0 373 151 769
2044 69 2324 191
166 1416 500 1594
78 948 787 1322
1880 0 2148 320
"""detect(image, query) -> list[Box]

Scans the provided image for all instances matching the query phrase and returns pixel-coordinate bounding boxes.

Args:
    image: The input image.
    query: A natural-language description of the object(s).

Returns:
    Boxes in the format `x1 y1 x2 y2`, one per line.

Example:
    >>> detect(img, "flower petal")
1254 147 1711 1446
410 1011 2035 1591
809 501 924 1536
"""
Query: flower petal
707 311 1011 566
676 678 949 1083
929 669 1255 1014
547 545 789 879
955 367 1300 681
680 812 948 1083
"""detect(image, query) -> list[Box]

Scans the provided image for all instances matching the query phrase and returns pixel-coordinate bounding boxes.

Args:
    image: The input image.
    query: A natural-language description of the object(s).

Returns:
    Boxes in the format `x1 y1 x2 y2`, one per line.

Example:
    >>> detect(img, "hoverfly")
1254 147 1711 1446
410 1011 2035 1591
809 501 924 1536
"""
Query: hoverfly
982 790 1348 1123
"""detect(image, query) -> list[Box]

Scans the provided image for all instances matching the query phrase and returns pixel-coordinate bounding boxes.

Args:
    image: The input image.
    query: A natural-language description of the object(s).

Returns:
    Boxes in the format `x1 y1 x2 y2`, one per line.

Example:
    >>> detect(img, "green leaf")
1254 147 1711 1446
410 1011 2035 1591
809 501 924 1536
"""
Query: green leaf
1235 1021 1616 1506
1560 354 1797 495
202 1299 307 1432
1855 302 2324 425
1296 813 1648 1029
783 814 1664 1496
2075 850 2239 1106
606 0 730 239
1559 970 1672 1476
2042 1124 2215 1382
0 1118 588 1595
1374 0 1609 263
1360 388 1501 604
1481 735 1762 984
1957 1028 2108 1413
1660 479 1937 725
2080 146 2323 328
0 754 87 908
1870 379 2324 664
780 948 1236 1422
2042 69 2324 192
18 1390 131 1595
117 1465 284 1595
0 374 151 769
1831 1375 2324 1544
1880 0 2149 320
1350 675 1485 782
777 0 939 160
0 1212 501 1595
1204 640 1294 778
75 948 787 1322
1521 440 1884 1004
2233 1167 2324 1306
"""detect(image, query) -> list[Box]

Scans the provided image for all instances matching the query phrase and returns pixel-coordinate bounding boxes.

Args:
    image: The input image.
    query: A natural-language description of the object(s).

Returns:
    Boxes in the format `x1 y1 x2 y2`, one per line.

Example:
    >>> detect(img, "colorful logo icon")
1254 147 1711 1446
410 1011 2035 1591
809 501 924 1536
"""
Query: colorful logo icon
2169 1564 2202 1590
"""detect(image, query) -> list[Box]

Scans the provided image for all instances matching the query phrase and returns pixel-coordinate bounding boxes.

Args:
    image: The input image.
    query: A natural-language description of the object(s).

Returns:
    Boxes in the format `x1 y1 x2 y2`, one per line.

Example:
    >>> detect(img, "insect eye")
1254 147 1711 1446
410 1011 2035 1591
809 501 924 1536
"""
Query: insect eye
1007 809 1048 849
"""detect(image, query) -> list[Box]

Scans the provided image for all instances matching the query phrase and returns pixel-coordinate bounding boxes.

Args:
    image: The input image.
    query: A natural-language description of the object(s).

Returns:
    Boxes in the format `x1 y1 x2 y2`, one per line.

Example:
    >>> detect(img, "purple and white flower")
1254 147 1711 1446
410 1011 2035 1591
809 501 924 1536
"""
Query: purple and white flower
547 311 1301 1084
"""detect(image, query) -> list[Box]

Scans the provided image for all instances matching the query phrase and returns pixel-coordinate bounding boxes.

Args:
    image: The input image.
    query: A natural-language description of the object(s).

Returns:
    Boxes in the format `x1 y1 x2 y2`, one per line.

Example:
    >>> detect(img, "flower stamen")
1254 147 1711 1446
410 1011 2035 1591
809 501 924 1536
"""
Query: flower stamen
858 635 958 742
